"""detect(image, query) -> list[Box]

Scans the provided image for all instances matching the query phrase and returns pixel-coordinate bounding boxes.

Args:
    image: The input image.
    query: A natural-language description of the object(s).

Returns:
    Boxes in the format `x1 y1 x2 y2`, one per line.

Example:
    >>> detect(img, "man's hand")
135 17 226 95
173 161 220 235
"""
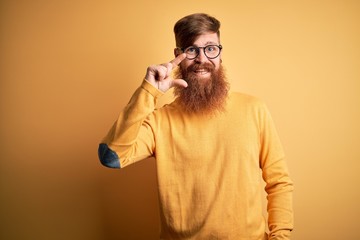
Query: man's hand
145 53 188 92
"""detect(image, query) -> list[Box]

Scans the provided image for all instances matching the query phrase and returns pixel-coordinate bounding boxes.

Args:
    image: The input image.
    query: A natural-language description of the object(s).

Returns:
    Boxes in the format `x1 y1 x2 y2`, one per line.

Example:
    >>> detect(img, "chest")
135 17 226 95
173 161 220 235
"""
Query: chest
156 108 261 165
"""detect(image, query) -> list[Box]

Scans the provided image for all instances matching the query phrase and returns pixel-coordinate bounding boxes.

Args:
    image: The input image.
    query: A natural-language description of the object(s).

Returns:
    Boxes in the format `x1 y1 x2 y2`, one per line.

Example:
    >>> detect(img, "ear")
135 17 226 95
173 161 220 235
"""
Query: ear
174 48 181 57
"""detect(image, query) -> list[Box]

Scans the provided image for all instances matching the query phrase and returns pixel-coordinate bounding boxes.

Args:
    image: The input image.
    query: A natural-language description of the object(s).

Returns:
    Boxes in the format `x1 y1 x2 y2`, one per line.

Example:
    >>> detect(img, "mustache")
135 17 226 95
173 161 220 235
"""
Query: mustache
185 62 215 73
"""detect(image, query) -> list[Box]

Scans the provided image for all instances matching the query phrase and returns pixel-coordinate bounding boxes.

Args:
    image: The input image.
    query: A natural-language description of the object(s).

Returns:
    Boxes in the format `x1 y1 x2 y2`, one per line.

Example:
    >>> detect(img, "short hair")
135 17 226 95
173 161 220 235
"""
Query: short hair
174 13 221 48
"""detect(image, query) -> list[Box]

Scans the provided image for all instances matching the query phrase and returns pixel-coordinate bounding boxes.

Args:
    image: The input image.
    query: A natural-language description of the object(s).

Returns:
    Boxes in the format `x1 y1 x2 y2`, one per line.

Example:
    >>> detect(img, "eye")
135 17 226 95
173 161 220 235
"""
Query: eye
186 47 197 54
206 46 216 52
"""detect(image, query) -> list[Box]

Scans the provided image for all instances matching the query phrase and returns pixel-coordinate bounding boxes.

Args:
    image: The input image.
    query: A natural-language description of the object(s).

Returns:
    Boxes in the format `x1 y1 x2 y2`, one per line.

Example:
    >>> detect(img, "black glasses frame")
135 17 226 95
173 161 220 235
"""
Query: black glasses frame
179 45 223 60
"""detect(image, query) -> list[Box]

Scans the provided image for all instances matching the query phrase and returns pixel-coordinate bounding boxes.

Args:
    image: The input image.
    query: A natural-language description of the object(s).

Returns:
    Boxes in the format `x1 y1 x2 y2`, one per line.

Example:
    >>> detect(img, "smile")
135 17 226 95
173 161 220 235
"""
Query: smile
194 69 209 75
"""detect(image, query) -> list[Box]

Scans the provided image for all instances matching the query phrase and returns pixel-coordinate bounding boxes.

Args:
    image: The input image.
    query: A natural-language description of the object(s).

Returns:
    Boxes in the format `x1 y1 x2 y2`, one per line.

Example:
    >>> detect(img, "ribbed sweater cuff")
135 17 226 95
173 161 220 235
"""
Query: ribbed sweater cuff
141 79 164 98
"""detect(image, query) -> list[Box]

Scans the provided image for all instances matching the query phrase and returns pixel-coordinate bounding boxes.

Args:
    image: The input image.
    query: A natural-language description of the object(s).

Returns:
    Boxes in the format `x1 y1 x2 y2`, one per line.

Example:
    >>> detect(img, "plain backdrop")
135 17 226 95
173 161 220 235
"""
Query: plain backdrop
1 0 359 239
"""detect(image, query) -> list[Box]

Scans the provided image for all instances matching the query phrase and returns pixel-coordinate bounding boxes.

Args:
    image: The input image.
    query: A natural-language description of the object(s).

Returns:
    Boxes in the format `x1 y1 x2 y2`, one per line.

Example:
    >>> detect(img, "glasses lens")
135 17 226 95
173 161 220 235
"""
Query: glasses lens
204 45 220 59
185 47 198 59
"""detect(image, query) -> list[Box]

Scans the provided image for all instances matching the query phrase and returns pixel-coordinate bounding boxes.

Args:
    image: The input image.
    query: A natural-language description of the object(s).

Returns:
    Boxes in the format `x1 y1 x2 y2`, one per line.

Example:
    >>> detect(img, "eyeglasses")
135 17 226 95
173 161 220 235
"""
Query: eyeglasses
179 45 222 60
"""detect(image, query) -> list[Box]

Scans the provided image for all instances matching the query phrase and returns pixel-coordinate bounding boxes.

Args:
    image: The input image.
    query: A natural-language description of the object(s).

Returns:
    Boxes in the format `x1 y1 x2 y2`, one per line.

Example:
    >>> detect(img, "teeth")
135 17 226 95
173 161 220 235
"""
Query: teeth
195 69 208 75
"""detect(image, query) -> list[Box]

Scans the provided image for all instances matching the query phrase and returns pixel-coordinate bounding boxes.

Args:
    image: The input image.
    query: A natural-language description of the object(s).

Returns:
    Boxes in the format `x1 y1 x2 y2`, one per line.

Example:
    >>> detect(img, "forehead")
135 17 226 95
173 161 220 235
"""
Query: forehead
192 32 220 46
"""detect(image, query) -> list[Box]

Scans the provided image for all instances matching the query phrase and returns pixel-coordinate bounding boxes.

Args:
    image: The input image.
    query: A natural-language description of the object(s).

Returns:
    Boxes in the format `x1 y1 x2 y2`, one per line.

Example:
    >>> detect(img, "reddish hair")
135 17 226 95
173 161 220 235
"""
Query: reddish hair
174 13 221 48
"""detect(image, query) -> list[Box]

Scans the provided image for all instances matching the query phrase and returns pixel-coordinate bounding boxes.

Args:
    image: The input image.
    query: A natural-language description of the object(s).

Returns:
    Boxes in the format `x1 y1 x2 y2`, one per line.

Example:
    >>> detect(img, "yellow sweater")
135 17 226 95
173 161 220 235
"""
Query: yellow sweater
99 80 294 240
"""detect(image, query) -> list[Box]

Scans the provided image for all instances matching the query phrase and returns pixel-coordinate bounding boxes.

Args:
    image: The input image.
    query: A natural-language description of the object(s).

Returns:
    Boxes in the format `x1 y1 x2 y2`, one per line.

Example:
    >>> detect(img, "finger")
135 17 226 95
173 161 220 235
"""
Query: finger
171 79 188 88
161 63 173 79
156 66 168 81
170 53 186 68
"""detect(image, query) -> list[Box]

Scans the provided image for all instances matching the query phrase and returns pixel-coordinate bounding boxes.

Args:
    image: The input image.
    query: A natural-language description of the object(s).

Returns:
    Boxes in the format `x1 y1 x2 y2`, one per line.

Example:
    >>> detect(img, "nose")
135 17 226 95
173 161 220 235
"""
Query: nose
194 49 207 63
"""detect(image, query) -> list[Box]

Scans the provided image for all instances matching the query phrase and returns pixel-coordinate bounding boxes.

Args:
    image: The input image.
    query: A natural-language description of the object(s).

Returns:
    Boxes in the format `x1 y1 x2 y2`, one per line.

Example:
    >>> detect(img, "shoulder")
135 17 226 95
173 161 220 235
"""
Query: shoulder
229 91 266 108
148 98 179 122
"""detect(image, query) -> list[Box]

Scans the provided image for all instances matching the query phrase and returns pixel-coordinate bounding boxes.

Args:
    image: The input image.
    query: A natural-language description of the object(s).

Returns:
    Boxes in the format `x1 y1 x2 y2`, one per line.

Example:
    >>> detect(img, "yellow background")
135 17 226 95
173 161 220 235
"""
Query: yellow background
1 0 359 239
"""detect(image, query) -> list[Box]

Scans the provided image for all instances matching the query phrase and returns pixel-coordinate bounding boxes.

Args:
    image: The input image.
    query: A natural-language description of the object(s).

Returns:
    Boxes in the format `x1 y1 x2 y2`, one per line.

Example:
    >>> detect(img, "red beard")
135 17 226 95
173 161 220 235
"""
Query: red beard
173 62 229 115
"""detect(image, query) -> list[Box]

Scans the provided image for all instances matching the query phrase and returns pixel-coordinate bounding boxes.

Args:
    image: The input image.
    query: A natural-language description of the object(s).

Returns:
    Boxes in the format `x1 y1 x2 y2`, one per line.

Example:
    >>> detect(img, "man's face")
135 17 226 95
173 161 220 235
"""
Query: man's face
178 32 221 81
173 32 229 115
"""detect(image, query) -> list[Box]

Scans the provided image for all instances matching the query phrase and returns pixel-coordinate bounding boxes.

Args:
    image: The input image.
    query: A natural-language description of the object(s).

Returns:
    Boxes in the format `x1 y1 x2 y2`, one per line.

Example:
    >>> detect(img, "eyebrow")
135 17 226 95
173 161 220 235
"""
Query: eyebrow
193 41 219 46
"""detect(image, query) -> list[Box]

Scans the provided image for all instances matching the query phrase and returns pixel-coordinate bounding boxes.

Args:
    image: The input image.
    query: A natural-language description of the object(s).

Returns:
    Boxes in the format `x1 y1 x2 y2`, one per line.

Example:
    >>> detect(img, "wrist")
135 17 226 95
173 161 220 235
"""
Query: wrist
142 79 165 96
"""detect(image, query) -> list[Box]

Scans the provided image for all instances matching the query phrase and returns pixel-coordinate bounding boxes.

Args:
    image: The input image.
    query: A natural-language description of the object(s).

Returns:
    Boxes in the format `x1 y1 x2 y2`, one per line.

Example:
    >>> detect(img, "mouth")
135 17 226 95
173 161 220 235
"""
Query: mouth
194 68 210 76
185 63 214 79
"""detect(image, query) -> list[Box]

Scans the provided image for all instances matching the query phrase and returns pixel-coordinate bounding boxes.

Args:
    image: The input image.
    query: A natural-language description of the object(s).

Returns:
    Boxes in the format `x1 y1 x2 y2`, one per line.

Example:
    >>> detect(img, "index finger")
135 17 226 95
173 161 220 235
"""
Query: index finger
170 53 186 68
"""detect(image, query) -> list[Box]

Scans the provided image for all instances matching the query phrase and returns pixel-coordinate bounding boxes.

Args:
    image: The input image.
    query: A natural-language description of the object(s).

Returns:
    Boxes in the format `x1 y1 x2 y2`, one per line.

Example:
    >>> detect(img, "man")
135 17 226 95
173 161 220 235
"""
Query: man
98 13 294 240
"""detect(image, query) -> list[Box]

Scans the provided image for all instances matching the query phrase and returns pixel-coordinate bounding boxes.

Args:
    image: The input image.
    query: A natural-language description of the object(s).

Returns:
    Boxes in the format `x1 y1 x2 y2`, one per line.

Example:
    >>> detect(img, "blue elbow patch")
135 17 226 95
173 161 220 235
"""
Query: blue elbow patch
98 143 121 168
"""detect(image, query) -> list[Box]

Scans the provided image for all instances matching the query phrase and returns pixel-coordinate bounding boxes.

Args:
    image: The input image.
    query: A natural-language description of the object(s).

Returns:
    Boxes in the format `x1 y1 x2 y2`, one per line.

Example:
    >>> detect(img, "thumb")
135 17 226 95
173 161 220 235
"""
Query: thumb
171 79 188 88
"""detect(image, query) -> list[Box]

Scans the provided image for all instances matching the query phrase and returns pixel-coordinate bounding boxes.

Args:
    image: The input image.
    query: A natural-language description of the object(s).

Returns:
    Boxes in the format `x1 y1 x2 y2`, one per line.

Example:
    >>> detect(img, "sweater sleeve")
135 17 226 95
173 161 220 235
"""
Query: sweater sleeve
259 103 294 240
98 80 163 168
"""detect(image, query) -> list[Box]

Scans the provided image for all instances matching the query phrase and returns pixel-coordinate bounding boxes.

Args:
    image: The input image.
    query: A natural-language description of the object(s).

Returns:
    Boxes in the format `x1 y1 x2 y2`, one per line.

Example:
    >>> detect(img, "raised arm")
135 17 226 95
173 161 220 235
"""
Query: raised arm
98 54 187 168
